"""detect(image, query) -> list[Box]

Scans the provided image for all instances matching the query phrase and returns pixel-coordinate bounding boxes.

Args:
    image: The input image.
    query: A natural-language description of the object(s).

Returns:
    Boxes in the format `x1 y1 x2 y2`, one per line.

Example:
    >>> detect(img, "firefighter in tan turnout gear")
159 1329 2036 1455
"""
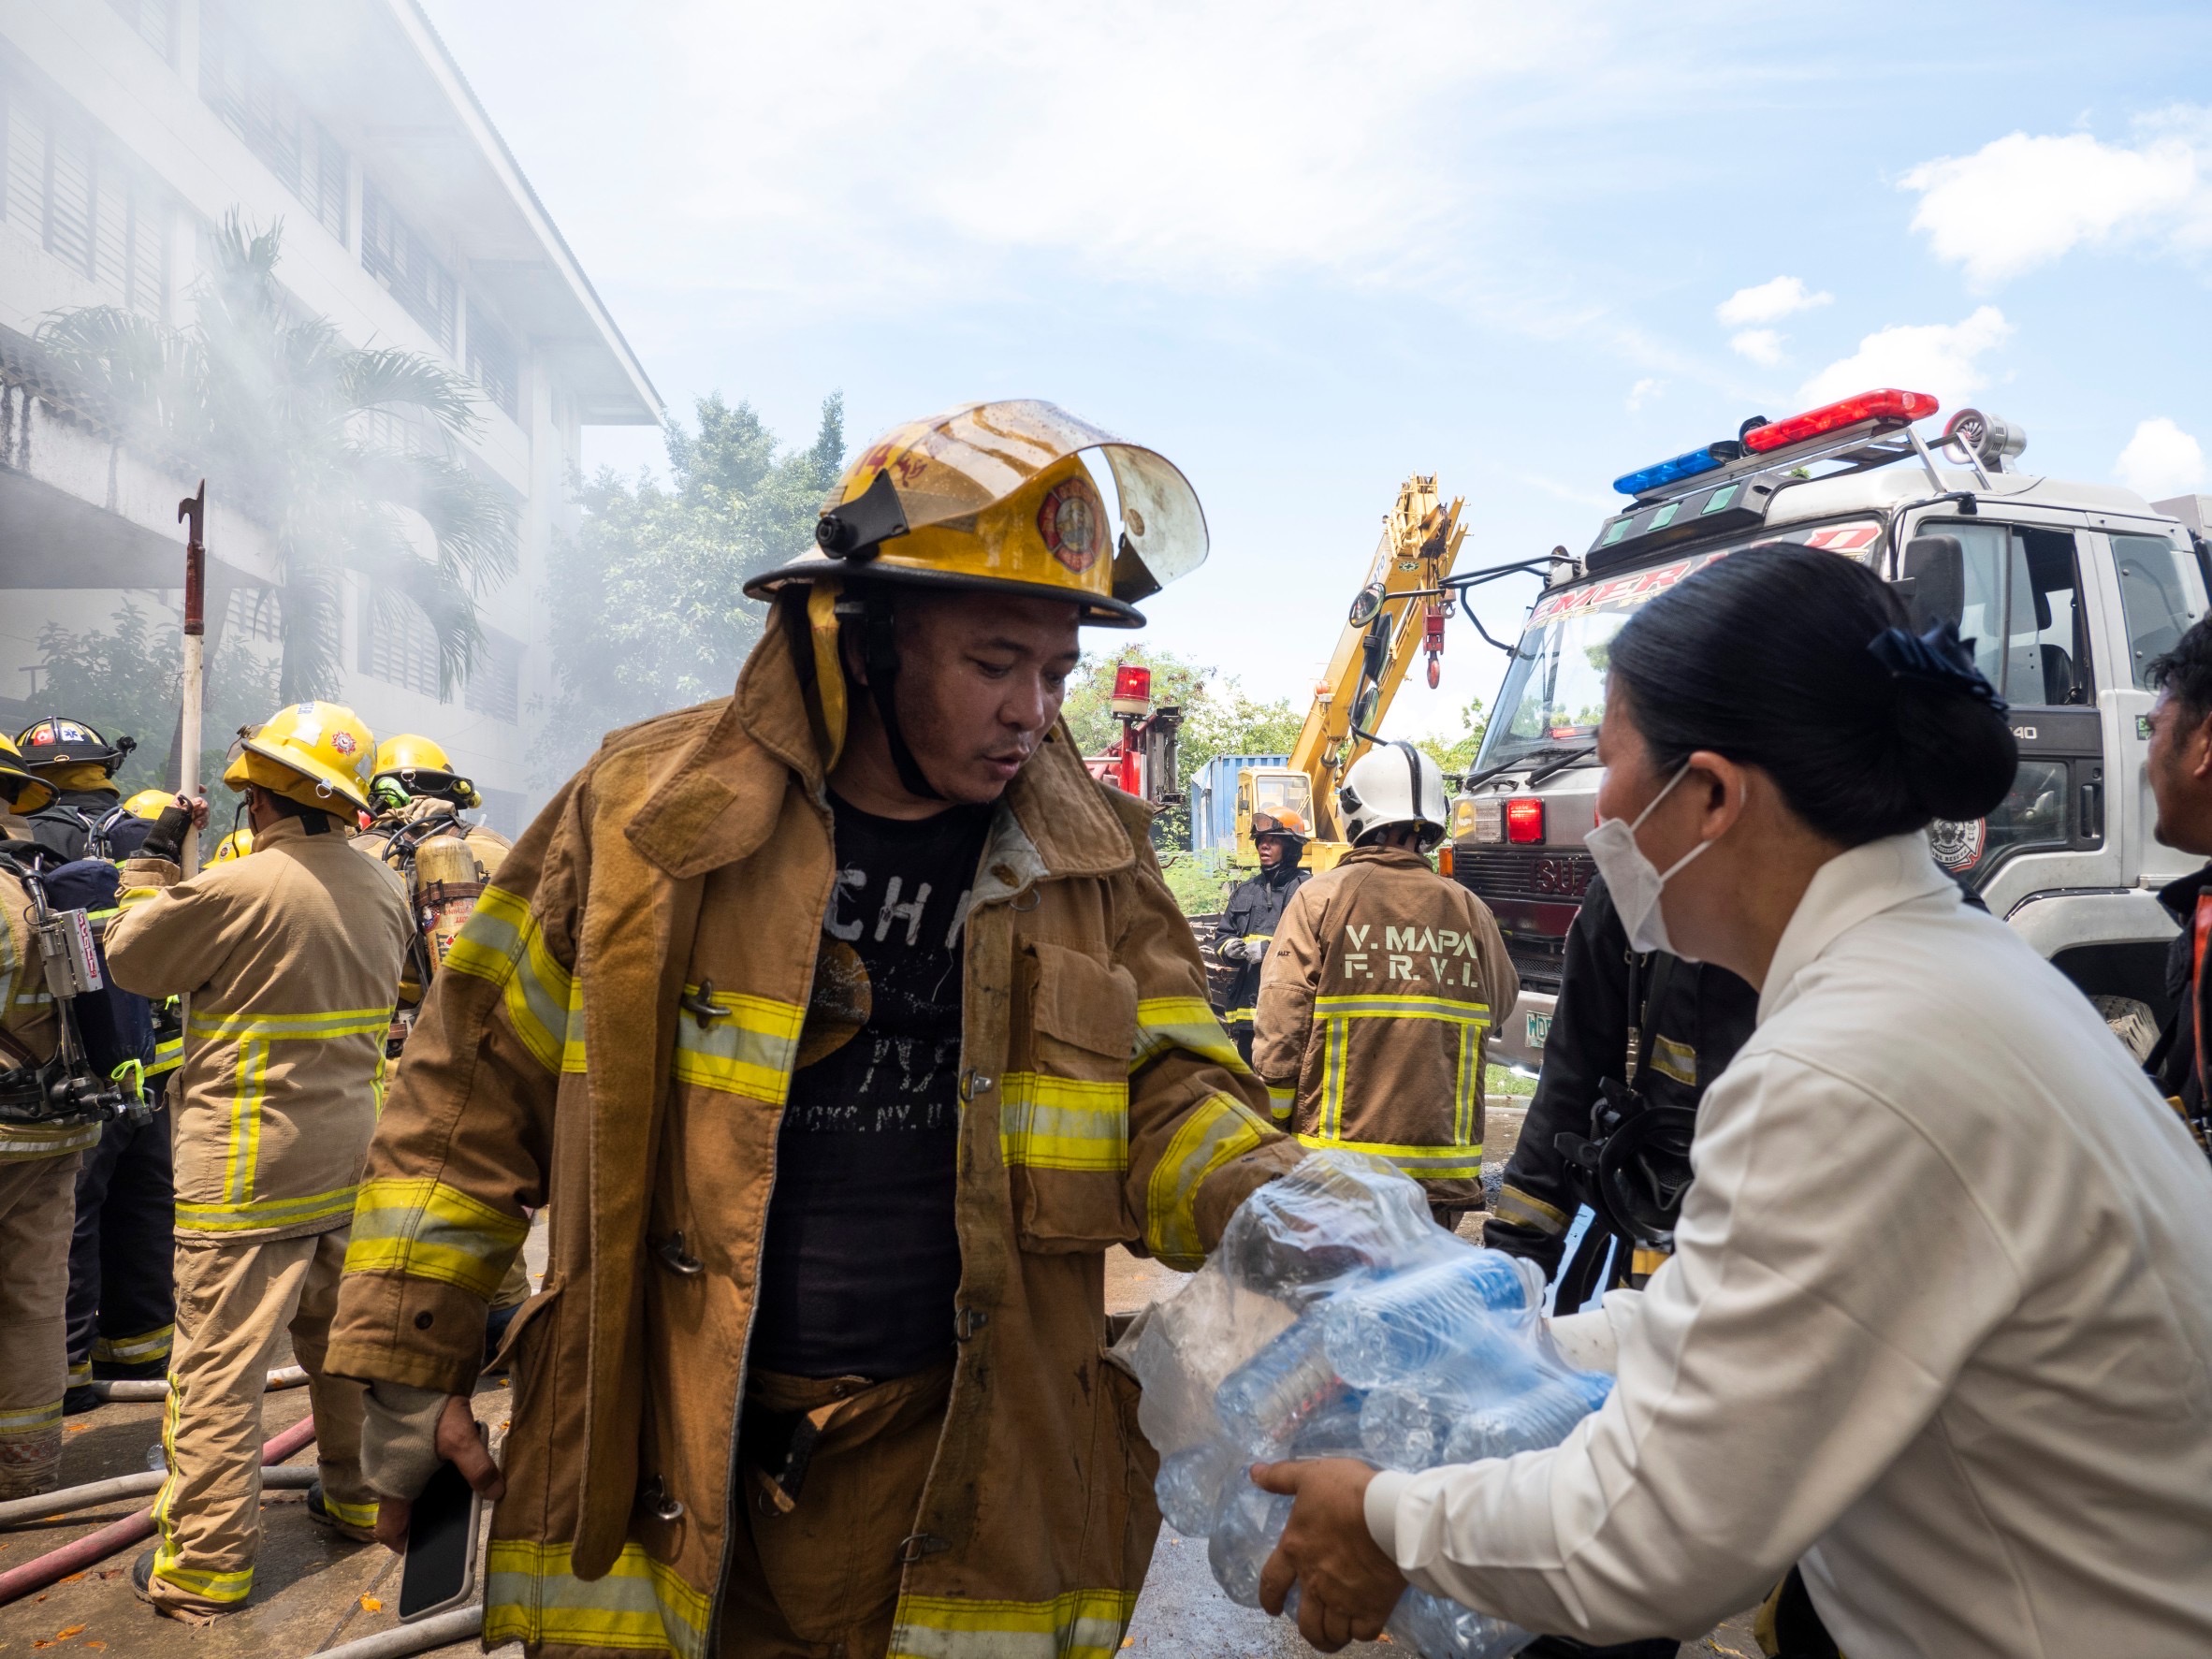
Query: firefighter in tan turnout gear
329 400 1300 1659
103 702 412 1619
0 735 85 1499
1256 743 1517 1230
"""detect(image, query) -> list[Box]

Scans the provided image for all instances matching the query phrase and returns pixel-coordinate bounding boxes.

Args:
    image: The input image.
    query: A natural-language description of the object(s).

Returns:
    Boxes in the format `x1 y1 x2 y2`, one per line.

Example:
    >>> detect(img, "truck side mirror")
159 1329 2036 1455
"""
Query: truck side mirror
1899 535 1965 631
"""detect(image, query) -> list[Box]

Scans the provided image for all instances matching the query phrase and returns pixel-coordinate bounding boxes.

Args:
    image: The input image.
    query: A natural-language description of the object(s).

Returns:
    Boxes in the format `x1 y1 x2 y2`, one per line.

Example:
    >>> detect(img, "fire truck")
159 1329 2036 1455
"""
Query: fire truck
1084 662 1184 807
1449 387 2210 1070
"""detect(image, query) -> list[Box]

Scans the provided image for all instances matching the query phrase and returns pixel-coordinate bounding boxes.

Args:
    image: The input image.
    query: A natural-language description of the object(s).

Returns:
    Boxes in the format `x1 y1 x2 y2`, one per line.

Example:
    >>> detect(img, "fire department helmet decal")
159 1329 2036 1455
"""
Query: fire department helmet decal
330 731 357 756
1037 475 1106 575
1928 816 1986 873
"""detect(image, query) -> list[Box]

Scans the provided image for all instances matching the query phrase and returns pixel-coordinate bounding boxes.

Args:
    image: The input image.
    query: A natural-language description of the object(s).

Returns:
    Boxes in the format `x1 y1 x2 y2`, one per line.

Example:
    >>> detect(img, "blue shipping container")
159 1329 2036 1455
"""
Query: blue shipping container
1188 754 1290 852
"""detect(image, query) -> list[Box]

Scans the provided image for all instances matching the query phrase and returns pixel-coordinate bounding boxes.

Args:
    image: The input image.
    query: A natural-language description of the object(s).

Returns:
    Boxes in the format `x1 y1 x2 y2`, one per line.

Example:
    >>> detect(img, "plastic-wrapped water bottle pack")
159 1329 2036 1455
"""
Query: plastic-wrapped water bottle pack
1116 1150 1615 1659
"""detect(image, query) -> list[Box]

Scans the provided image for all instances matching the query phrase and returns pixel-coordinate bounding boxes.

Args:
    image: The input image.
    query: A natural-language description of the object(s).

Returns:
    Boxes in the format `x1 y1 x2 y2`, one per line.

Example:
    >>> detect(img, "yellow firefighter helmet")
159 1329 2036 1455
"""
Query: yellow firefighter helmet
0 734 56 816
209 826 254 863
222 702 376 816
121 788 176 822
369 734 480 811
744 400 1208 626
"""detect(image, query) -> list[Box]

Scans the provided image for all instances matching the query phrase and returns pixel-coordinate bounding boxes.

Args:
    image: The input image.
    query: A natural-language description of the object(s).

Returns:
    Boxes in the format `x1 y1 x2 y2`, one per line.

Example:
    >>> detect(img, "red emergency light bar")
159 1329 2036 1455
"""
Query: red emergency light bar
1505 797 1545 844
1742 388 1938 455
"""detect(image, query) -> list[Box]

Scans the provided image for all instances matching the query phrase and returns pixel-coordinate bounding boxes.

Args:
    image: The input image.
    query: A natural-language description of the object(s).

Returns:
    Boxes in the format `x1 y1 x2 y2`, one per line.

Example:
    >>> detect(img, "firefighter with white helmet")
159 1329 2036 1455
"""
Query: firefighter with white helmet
1216 808 1313 1076
102 701 412 1618
329 400 1295 1658
1255 742 1518 1230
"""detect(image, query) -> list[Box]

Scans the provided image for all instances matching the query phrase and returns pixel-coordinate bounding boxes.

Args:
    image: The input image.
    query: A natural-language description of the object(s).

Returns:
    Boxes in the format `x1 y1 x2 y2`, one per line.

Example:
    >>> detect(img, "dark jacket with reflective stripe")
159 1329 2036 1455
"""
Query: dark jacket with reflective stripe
1484 872 1757 1275
1215 863 1309 1022
25 789 149 865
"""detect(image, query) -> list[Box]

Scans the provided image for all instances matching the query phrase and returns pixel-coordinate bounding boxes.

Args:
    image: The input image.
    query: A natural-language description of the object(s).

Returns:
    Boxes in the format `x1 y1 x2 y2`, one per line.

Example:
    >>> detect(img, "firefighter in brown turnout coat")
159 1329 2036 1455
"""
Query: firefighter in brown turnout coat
329 401 1300 1658
1256 742 1517 1231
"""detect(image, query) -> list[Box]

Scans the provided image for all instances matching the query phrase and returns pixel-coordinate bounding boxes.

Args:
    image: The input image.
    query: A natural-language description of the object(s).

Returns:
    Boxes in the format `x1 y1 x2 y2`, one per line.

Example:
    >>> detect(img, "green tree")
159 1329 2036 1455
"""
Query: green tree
35 600 280 796
1415 695 1489 778
540 392 843 781
36 213 514 701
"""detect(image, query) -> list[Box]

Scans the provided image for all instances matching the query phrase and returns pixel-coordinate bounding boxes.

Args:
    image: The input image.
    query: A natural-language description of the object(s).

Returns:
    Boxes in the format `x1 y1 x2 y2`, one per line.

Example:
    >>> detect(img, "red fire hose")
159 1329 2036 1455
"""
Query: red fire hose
0 1414 317 1608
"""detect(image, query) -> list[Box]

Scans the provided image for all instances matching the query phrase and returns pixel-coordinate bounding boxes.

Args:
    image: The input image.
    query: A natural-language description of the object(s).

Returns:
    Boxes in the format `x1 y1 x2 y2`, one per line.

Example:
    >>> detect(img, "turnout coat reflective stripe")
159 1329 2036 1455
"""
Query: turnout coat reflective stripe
327 599 1298 1659
1253 845 1517 1207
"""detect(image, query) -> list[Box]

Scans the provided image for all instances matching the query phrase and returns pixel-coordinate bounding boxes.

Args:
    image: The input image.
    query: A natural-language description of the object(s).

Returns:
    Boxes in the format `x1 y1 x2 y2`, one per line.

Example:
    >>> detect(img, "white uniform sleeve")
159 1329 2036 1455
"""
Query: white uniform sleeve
1363 1048 2024 1643
1543 1289 1643 1375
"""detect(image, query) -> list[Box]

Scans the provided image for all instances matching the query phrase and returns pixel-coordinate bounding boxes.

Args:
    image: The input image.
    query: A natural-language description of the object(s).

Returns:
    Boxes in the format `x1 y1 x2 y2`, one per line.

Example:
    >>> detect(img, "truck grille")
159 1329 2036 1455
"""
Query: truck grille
1453 849 1594 996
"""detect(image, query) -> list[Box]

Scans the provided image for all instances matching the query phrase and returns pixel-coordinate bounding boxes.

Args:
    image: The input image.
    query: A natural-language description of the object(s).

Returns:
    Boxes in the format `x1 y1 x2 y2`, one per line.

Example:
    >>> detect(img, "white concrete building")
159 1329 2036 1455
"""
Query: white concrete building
0 0 660 833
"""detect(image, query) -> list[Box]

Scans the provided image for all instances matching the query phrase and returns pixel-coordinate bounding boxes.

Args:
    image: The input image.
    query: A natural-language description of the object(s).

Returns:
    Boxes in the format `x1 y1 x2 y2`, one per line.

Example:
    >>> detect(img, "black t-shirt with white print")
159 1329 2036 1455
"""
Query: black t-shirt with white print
749 792 992 1379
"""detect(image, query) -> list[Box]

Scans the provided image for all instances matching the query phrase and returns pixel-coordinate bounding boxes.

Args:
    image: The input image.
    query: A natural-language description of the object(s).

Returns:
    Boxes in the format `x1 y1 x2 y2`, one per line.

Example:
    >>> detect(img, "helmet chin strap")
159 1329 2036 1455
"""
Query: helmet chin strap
857 591 945 804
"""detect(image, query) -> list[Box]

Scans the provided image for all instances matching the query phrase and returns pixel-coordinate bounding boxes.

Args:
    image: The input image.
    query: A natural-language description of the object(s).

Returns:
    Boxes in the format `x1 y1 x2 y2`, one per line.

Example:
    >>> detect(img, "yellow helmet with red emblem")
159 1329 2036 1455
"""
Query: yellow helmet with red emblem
744 400 1209 627
221 702 376 816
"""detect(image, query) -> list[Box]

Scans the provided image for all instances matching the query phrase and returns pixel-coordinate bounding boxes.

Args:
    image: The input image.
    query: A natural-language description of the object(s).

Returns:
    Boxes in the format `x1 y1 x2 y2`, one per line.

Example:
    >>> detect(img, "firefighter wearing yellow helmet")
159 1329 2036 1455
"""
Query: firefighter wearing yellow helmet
333 401 1295 1659
207 828 253 864
0 734 57 837
102 701 411 1615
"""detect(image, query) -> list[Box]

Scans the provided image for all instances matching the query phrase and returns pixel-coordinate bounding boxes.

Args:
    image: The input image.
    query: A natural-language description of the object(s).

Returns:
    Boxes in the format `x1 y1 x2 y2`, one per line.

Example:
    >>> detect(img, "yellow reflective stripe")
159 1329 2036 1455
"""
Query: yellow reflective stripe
1266 1084 1294 1123
150 1033 183 1076
1294 1131 1484 1179
187 1007 393 1040
891 1589 1140 1659
151 1541 253 1602
1313 993 1492 1024
94 1323 174 1363
67 1360 92 1387
320 1491 380 1528
0 1121 105 1157
670 987 804 1103
1455 1023 1481 1147
1146 1092 1270 1270
444 885 573 1071
1321 1017 1347 1141
1493 1184 1570 1234
0 1399 62 1434
561 977 586 1073
484 1538 709 1659
1131 997 1248 1075
176 1185 360 1233
344 1177 530 1298
1000 1073 1128 1171
223 1039 268 1203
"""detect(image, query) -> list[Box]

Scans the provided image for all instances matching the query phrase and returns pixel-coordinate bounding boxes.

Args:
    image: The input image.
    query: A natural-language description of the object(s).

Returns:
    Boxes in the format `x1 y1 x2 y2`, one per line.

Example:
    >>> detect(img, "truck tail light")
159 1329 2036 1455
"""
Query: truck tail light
1505 797 1545 844
1437 843 1454 878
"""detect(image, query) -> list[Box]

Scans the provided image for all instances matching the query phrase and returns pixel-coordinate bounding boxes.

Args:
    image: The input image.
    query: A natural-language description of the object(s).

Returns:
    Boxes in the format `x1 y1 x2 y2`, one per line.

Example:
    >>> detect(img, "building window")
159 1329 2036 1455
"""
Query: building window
361 181 456 353
197 2 347 243
226 586 283 643
107 0 177 64
0 68 170 318
464 631 520 723
466 301 518 422
358 589 447 700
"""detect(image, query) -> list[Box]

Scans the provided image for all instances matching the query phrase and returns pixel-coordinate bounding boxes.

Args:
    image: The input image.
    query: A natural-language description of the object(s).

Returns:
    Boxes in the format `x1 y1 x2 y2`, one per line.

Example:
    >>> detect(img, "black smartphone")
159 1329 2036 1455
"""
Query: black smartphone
398 1428 487 1622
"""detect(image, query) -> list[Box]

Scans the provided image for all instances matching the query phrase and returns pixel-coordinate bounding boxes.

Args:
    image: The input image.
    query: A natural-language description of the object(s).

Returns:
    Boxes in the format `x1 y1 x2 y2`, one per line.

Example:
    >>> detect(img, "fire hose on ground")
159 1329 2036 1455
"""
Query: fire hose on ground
309 1603 484 1659
88 1363 309 1404
0 1414 317 1606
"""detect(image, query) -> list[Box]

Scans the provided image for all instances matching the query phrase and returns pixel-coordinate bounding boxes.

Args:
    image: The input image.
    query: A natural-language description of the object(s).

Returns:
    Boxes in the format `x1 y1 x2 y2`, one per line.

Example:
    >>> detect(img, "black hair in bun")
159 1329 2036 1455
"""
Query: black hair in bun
1608 543 2017 846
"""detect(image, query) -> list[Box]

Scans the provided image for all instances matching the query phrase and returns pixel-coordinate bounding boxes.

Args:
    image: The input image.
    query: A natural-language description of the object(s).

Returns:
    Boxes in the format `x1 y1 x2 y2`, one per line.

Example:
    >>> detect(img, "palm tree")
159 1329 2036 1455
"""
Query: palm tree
36 212 514 700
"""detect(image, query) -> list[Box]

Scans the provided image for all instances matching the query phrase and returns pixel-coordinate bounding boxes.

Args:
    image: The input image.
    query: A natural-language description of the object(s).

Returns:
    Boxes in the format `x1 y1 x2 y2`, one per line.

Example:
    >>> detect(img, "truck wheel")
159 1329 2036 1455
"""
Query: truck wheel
2090 995 2161 1064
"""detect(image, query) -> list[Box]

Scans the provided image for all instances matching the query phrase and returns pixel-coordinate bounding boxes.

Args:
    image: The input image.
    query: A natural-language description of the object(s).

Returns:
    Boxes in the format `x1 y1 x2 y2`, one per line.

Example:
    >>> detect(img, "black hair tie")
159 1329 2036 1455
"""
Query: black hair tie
1867 620 2009 715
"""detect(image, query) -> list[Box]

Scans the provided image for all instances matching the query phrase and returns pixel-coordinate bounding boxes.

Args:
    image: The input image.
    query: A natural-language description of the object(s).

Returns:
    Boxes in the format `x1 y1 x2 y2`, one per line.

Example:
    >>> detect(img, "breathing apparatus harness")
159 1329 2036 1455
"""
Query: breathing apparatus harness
1551 946 1698 1295
0 861 154 1131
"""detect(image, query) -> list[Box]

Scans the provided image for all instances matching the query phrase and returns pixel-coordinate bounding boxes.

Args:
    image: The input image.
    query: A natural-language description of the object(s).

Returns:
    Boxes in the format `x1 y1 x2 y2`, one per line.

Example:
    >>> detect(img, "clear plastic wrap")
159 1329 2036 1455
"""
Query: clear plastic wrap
1115 1150 1613 1659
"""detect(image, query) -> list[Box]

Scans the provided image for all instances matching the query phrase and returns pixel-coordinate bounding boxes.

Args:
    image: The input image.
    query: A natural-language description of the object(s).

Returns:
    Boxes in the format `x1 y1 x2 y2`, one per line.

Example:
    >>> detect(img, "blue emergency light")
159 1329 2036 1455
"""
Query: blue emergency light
1612 445 1724 497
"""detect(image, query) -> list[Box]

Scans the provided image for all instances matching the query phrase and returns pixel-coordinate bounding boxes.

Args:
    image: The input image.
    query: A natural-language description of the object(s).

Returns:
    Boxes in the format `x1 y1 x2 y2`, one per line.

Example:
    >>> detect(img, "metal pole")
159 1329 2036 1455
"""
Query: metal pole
177 481 206 875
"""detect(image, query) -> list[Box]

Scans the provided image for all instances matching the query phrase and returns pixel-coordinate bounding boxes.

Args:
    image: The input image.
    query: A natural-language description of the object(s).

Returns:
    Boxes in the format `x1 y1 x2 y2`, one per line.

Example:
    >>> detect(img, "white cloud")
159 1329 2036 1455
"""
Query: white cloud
1728 328 1785 367
1798 307 2012 414
1625 377 1663 412
1716 275 1832 327
1900 128 2200 286
2115 417 2206 500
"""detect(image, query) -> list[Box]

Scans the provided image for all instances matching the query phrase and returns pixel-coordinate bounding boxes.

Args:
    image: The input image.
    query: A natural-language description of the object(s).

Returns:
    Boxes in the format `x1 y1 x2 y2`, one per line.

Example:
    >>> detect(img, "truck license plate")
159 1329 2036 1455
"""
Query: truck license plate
1525 1012 1551 1049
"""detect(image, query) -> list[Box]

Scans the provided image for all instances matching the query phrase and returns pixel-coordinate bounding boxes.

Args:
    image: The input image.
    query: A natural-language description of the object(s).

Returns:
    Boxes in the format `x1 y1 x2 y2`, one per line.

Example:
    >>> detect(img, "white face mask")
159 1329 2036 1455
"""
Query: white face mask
1585 764 1711 957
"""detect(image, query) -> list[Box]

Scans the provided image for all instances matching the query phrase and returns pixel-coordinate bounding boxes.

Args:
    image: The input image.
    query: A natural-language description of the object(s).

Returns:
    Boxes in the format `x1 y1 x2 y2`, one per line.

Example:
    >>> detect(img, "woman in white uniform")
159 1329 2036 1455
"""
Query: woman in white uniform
1254 543 2212 1657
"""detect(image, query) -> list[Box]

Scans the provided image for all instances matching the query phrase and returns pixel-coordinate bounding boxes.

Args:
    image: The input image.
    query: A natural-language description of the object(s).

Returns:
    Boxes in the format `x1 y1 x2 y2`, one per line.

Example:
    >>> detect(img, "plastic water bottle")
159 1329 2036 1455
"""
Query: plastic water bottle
1156 1440 1235 1537
1206 1474 1292 1608
1215 1315 1339 1449
1360 1382 1455 1472
1441 1373 1612 1464
1322 1255 1542 1388
1219 1150 1442 1302
1288 1385 1368 1459
1389 1586 1535 1658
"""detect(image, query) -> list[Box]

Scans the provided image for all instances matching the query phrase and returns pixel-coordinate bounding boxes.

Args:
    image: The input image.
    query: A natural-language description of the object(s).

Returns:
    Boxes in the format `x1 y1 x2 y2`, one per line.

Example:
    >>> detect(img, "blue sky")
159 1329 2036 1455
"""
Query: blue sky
423 0 2212 745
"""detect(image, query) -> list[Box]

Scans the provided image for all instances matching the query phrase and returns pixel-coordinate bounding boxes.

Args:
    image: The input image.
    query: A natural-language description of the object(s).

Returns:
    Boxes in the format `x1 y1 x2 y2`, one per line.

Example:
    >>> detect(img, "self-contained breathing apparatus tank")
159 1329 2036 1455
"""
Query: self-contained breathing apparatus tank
0 866 153 1133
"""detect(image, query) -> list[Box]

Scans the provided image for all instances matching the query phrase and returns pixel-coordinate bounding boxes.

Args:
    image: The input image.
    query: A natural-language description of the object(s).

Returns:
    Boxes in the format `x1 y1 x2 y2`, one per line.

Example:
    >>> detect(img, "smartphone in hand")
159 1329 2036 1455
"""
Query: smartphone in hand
399 1424 488 1622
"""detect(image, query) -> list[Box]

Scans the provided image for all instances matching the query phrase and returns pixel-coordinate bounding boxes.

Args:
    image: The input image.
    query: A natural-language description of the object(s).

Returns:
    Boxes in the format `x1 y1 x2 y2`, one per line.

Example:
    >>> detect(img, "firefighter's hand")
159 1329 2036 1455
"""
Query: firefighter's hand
182 791 209 830
1253 1458 1404 1650
1216 936 1249 962
140 807 194 865
371 1395 505 1551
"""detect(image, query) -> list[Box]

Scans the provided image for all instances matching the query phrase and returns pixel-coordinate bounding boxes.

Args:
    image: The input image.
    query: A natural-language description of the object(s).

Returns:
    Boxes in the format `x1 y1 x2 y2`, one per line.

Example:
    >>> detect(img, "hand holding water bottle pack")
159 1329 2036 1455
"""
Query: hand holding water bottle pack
1115 1151 1615 1658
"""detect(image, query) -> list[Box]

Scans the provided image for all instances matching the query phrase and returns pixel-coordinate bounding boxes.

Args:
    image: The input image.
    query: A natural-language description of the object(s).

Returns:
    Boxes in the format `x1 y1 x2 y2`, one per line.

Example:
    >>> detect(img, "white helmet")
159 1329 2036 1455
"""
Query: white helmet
1338 742 1449 852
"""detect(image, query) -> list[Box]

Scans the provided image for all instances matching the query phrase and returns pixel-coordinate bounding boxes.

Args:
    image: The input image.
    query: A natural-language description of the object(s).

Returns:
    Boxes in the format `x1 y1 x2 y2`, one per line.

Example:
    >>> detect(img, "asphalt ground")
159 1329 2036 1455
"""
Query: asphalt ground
2 1110 1757 1658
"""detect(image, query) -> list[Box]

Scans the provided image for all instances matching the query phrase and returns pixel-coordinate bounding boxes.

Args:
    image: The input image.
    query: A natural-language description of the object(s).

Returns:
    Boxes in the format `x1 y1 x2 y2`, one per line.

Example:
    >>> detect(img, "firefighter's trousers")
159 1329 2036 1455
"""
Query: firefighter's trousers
148 1228 373 1615
66 1103 176 1390
719 1361 953 1659
0 1154 81 1497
